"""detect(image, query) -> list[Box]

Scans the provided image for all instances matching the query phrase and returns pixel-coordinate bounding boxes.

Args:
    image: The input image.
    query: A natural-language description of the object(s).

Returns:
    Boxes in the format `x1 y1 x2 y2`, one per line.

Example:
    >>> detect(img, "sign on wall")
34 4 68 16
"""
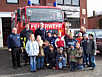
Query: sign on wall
6 0 18 3
57 5 80 18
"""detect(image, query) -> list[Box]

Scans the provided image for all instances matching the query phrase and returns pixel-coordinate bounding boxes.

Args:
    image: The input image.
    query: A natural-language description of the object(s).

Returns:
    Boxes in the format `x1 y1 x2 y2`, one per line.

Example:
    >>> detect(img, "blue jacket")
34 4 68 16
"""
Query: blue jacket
81 39 88 52
66 38 77 48
7 33 21 48
51 36 58 48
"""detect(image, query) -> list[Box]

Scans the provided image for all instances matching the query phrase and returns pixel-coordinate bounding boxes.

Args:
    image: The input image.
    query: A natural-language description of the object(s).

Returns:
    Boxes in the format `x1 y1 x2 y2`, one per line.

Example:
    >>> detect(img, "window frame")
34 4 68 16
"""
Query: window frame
57 0 80 6
6 0 19 4
31 0 40 5
72 0 80 6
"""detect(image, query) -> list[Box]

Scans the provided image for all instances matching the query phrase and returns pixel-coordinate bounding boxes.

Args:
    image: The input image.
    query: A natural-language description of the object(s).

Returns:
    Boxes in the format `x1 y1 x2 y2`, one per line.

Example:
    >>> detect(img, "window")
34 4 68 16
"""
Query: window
26 8 63 22
72 0 79 6
57 0 80 6
32 0 40 5
64 0 71 5
6 0 19 4
57 0 63 4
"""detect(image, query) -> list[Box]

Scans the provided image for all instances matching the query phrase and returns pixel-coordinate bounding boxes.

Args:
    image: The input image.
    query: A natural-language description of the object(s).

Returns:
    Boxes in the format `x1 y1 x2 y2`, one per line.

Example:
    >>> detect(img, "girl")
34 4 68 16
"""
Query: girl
26 34 39 72
36 35 45 70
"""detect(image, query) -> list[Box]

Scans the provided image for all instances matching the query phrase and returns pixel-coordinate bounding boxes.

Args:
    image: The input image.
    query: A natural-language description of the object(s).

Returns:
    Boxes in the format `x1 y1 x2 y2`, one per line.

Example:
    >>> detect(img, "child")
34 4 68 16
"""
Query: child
69 45 77 71
36 35 45 70
81 34 89 67
56 47 66 69
26 34 39 72
75 43 84 70
87 34 96 70
48 45 56 69
43 40 50 67
76 32 83 44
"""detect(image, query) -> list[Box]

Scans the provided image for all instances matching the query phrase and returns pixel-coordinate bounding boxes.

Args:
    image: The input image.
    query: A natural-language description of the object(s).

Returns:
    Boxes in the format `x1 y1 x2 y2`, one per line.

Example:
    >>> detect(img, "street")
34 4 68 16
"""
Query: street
0 48 102 77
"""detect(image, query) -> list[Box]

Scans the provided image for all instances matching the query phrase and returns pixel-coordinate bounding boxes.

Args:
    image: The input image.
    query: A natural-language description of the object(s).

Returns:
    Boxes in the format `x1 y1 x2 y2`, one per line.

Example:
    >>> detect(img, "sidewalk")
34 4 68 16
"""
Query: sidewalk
0 49 102 77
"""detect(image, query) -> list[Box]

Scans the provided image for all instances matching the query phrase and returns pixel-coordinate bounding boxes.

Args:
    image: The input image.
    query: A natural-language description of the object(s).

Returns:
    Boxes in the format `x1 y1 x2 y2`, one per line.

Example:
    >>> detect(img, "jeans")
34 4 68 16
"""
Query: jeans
83 52 89 66
58 57 66 69
37 56 44 69
30 56 36 71
89 55 96 68
70 62 77 71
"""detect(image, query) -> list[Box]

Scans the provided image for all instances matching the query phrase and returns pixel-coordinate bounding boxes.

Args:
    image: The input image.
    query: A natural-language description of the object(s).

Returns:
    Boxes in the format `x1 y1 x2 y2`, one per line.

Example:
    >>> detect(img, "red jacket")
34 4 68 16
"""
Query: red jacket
56 37 64 48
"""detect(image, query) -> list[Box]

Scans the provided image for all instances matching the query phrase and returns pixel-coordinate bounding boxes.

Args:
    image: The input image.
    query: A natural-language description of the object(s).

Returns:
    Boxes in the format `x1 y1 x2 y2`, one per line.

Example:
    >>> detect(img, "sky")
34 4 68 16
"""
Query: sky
87 0 102 17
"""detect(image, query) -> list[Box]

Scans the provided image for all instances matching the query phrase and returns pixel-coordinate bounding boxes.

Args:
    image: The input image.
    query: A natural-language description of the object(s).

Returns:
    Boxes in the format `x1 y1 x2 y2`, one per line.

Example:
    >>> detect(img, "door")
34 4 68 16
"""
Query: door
2 17 11 46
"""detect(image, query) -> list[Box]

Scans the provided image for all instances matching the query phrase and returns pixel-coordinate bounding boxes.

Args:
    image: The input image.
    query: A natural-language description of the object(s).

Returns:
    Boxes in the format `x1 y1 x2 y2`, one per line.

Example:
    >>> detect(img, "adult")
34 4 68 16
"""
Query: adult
35 22 46 41
46 30 53 44
7 27 21 69
20 23 33 65
51 32 58 50
80 26 87 36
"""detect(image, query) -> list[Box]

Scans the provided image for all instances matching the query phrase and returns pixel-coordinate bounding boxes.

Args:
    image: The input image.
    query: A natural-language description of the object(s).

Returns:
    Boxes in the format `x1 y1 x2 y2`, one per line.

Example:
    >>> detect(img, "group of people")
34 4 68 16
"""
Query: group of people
7 22 96 72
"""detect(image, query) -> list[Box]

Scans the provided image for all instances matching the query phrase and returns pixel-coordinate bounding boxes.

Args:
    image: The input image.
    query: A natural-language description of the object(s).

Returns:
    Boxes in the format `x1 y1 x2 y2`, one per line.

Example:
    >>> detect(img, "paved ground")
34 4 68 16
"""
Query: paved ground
0 48 102 77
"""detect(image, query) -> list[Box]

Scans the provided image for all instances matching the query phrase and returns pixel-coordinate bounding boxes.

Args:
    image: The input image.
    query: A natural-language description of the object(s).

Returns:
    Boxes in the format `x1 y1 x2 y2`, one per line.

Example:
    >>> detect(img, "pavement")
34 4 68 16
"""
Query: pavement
0 48 102 77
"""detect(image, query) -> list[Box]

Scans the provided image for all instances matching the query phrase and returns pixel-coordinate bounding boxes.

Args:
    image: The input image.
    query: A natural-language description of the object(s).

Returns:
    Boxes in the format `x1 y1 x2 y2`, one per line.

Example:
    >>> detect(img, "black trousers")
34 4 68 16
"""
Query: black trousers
11 48 21 67
23 49 29 64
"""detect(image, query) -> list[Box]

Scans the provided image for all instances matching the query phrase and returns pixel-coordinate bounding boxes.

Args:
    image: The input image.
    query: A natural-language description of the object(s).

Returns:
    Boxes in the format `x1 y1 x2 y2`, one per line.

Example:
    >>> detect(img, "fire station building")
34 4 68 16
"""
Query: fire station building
0 0 87 47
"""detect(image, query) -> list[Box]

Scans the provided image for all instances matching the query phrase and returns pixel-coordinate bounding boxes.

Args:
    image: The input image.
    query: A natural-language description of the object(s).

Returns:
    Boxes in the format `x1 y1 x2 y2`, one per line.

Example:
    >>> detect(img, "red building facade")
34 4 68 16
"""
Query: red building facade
0 0 87 47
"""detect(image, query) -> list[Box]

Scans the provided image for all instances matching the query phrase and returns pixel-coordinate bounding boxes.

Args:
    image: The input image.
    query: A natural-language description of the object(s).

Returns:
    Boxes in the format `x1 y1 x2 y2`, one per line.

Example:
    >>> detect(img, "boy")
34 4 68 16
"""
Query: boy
75 43 84 70
87 34 96 70
56 48 66 69
68 45 77 71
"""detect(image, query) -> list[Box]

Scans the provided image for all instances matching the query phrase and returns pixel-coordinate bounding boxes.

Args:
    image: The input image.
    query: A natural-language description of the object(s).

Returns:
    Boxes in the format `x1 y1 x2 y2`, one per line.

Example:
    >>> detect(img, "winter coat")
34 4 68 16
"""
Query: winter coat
66 38 77 48
26 40 39 56
55 37 65 48
48 50 56 63
68 48 77 62
87 39 96 55
7 33 21 49
81 39 88 53
75 48 83 64
51 36 58 49
20 28 33 47
37 40 45 56
35 28 46 41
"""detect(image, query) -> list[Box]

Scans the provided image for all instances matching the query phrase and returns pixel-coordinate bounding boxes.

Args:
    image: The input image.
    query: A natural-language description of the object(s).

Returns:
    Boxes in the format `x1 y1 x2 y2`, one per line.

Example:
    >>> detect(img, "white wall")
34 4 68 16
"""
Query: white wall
87 0 102 17
0 18 3 47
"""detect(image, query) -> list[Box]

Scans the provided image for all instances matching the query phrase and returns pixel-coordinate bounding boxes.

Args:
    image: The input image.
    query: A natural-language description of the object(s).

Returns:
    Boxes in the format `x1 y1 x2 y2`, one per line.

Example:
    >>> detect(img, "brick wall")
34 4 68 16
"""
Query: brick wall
0 0 48 12
0 0 28 12
80 0 88 28
88 15 102 29
46 0 55 6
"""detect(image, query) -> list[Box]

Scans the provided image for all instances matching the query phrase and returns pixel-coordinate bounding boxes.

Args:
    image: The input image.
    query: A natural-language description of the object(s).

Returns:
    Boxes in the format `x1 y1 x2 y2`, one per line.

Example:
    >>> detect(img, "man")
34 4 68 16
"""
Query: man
46 30 53 44
7 27 21 69
80 26 86 36
20 23 33 65
35 22 46 41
